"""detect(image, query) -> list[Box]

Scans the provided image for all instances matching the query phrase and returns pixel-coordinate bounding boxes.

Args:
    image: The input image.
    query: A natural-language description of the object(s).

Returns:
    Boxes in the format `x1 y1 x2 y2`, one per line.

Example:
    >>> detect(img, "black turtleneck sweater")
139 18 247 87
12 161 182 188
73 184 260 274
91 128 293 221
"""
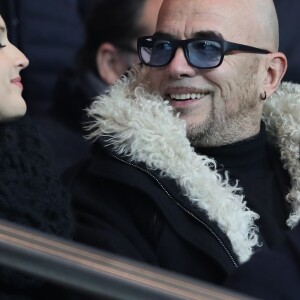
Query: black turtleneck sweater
196 123 291 248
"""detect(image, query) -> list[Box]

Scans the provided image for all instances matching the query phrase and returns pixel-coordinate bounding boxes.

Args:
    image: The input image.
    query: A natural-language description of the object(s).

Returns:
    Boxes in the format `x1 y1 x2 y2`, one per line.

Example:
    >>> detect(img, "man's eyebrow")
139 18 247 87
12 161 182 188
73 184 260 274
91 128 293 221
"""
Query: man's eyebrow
153 30 224 40
193 31 224 40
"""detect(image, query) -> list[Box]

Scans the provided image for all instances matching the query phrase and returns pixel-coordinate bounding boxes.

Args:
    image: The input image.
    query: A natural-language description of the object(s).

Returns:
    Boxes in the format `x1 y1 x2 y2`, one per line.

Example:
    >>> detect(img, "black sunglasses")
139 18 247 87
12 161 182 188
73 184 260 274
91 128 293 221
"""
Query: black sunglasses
137 36 271 69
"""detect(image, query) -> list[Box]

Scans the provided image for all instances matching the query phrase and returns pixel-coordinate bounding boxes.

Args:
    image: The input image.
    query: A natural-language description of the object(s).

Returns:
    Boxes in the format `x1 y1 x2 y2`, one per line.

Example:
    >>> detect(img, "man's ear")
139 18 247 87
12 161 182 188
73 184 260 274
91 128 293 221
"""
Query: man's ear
263 52 287 97
96 43 121 85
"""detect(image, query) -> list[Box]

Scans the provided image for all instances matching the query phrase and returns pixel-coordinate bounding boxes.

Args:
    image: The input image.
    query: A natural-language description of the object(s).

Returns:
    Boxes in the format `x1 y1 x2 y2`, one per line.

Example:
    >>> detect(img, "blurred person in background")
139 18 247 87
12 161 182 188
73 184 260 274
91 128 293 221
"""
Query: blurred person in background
51 0 163 174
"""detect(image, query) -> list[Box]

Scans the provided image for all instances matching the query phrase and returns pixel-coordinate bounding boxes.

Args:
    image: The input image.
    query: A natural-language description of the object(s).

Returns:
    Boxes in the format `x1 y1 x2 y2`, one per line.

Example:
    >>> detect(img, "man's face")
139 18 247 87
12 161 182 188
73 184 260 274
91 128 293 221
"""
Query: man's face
146 0 268 147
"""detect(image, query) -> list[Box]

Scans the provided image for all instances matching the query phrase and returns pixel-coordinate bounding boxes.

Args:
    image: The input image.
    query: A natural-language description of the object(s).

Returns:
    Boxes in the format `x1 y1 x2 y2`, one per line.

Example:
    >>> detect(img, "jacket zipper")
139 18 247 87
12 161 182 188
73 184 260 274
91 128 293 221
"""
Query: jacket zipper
112 154 239 268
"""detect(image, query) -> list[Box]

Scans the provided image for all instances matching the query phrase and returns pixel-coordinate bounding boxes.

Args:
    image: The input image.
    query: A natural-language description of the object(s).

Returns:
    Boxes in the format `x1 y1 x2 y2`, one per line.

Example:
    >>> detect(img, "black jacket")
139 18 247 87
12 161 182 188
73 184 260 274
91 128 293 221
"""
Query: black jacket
226 222 300 300
0 116 74 299
66 140 239 284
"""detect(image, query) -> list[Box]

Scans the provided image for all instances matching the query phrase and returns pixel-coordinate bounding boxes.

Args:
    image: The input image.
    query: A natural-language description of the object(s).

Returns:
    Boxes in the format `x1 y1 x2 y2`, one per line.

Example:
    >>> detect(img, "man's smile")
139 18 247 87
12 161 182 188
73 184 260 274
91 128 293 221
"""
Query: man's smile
169 92 210 101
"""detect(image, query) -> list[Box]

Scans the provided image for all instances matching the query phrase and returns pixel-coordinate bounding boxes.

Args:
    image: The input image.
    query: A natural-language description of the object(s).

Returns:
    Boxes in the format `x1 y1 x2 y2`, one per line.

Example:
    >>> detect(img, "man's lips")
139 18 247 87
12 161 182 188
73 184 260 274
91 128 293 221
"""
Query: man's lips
11 77 23 89
164 90 210 108
168 92 210 101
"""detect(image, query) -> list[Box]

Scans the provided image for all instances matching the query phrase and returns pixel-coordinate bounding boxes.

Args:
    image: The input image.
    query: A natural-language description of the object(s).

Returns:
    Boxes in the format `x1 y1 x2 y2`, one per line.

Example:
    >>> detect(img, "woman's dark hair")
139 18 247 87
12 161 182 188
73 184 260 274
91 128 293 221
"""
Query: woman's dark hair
79 0 145 73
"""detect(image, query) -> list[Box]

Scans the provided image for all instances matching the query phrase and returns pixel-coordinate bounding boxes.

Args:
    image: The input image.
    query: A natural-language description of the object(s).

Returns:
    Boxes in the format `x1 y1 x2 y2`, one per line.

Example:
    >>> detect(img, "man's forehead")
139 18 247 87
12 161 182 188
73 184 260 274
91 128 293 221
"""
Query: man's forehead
156 0 260 41
138 0 163 36
158 0 255 15
154 30 225 41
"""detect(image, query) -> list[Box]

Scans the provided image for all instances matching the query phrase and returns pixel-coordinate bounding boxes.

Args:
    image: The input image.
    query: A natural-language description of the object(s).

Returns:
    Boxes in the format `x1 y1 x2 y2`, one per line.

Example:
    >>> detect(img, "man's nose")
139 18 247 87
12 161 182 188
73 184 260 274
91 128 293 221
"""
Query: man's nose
167 47 197 79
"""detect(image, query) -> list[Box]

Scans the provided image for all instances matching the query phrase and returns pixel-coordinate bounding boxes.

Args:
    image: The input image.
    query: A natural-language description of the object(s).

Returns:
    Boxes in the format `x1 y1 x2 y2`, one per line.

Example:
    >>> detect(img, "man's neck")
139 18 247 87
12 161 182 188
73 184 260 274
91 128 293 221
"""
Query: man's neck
190 119 262 148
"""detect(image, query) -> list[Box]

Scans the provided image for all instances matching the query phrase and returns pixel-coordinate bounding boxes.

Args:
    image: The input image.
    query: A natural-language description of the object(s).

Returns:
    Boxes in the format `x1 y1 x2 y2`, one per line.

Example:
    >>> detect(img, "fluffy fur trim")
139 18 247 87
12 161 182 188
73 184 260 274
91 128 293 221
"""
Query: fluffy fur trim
263 82 300 228
86 67 299 263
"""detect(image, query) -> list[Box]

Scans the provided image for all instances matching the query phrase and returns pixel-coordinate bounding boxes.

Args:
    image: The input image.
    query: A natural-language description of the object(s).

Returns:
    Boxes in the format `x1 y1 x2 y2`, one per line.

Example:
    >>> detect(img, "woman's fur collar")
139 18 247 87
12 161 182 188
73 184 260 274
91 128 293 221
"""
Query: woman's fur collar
86 67 300 264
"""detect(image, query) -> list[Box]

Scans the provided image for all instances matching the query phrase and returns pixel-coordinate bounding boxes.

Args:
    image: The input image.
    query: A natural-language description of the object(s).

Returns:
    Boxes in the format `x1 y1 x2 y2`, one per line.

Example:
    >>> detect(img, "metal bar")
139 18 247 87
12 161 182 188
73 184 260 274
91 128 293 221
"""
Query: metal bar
0 219 255 300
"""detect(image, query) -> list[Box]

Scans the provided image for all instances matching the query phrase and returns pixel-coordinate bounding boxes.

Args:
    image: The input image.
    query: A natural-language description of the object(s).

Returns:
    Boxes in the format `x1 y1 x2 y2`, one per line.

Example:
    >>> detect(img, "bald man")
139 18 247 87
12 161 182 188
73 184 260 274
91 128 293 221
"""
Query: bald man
66 0 300 287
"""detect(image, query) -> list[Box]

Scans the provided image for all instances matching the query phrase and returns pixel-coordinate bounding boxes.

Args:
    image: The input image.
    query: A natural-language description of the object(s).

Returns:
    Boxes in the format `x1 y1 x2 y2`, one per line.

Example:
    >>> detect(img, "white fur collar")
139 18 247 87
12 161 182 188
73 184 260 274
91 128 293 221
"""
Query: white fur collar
263 82 300 228
86 69 300 264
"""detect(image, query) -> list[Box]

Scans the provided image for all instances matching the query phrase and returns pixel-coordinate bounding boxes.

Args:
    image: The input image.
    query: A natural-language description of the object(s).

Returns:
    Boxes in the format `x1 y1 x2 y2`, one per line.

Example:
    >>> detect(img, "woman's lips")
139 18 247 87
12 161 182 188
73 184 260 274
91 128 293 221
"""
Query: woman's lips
11 77 23 89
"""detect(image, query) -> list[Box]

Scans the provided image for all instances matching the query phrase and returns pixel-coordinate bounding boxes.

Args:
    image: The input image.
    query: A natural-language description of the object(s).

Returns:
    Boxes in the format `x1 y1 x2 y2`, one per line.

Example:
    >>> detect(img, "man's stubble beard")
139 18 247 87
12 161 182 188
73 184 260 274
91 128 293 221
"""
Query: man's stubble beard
181 59 262 148
138 59 262 148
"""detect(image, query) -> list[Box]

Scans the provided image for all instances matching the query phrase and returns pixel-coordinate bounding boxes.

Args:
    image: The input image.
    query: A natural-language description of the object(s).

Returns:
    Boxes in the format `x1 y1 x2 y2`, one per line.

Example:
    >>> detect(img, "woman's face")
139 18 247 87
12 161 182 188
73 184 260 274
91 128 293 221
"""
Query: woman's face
0 16 29 121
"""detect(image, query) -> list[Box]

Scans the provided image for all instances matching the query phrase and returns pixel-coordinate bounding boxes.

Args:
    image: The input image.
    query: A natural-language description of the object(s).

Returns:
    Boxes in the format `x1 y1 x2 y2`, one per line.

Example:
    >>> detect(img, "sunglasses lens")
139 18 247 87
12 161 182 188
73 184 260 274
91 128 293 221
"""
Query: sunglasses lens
139 38 173 66
138 37 223 68
188 40 221 68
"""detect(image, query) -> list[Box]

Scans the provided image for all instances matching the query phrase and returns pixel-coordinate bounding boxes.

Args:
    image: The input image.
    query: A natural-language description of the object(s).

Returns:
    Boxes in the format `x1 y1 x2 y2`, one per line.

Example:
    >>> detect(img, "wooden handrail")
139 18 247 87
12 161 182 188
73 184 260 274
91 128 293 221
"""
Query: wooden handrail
0 219 255 300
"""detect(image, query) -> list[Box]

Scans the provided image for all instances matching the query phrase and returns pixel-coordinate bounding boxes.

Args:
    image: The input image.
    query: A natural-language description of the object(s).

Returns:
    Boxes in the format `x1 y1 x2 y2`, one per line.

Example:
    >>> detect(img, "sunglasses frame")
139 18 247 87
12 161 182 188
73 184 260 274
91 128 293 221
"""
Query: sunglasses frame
137 36 271 69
